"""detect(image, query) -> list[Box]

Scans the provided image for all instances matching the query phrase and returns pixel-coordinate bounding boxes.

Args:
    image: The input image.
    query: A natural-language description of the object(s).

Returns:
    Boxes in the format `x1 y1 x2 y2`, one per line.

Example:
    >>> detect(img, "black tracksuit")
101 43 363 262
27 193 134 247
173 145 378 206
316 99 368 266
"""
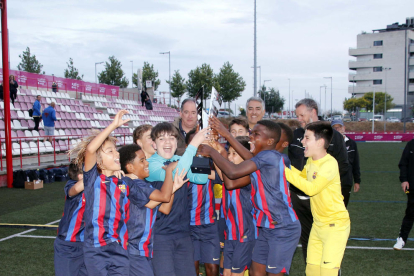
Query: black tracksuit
397 139 414 243
288 127 352 261
343 135 361 206
9 80 18 105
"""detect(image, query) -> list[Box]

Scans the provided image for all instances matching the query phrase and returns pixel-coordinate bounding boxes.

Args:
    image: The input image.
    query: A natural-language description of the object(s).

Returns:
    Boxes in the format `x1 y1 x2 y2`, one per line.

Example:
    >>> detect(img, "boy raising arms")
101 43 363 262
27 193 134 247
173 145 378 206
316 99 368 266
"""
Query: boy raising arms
71 110 131 275
284 122 350 276
119 144 188 276
200 118 301 276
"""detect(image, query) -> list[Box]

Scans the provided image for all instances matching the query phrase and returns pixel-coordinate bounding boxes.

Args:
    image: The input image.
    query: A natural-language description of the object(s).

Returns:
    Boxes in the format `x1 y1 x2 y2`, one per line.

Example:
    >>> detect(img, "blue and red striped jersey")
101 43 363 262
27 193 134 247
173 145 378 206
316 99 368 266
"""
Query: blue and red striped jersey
250 150 298 229
122 177 158 258
56 179 85 242
221 183 256 242
188 173 222 226
83 164 130 249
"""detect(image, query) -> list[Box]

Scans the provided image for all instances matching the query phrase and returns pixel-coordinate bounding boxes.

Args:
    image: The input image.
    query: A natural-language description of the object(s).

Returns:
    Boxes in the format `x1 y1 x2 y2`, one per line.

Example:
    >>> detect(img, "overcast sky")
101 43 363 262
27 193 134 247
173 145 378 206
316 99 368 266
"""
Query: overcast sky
2 0 413 113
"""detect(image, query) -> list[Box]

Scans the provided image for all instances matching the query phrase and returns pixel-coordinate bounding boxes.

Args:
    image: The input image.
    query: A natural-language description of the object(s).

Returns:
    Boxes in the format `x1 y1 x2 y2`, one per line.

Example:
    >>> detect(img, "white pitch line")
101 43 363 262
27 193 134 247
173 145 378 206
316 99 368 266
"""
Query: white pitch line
0 219 60 242
17 235 56 239
297 244 414 251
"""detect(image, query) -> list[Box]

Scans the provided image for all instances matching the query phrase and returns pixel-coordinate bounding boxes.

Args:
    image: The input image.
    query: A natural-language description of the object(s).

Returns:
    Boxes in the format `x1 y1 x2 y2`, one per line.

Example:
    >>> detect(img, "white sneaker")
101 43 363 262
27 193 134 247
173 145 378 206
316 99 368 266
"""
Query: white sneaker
393 237 405 250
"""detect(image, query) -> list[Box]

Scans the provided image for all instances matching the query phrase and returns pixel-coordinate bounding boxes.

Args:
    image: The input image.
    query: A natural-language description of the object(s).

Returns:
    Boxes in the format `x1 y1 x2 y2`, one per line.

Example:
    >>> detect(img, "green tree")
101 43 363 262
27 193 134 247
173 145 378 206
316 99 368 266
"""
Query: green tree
17 47 44 74
97 56 129 88
359 92 395 113
216 61 246 111
239 107 246 116
64 58 83 80
260 87 285 115
186 63 219 104
166 70 187 105
137 62 161 91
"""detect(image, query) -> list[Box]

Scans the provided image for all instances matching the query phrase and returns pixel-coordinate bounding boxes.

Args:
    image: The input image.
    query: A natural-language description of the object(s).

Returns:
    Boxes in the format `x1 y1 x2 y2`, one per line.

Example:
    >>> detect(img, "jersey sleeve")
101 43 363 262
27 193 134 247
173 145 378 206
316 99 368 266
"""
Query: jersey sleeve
128 178 156 208
64 179 79 198
285 159 338 196
250 151 274 170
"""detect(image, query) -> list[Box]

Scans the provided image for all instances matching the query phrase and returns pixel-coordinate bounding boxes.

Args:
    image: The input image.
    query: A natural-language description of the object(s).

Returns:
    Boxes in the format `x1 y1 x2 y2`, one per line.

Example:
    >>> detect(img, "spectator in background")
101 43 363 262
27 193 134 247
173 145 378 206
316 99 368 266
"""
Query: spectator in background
33 95 42 131
331 119 361 204
52 82 58 93
42 102 57 143
141 89 149 107
172 98 198 155
394 139 414 250
9 75 18 106
246 96 265 131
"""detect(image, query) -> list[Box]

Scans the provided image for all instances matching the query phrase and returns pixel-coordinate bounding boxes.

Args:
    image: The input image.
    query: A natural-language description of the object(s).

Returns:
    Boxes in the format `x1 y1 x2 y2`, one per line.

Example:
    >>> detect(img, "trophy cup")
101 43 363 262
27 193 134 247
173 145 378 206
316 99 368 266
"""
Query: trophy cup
191 87 222 175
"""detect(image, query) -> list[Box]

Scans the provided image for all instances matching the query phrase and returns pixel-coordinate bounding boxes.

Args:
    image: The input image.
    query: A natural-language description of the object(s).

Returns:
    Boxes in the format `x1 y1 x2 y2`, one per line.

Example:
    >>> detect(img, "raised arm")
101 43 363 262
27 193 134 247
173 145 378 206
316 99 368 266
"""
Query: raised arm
84 110 130 171
285 165 334 196
68 179 84 197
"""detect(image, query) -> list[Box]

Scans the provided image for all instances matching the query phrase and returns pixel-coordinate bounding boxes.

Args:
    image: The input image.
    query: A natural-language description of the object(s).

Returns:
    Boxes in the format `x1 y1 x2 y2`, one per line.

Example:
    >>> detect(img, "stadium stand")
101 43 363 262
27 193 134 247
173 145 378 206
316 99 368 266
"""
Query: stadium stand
0 88 179 170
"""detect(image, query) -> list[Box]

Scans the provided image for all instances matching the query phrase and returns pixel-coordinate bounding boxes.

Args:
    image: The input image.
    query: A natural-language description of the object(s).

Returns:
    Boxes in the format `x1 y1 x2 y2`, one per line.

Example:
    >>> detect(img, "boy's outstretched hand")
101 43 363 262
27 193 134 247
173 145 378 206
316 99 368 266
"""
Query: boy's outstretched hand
189 128 209 148
173 168 189 191
111 110 130 128
197 144 214 157
209 117 231 139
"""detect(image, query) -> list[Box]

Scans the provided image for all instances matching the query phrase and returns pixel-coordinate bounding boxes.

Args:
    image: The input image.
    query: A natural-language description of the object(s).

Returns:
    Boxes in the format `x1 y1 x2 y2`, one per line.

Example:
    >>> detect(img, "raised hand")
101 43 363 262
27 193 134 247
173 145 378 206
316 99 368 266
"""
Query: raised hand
209 117 231 139
173 168 189 190
197 144 214 157
189 128 209 148
111 110 130 128
114 170 125 179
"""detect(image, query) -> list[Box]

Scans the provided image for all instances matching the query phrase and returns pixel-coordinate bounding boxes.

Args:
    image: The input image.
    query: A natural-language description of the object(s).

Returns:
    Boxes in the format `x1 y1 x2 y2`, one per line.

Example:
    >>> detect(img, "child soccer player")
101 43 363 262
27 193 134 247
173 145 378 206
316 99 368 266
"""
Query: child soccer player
185 129 223 276
133 124 155 158
145 122 211 276
284 121 350 276
70 110 131 275
219 136 256 276
201 118 301 276
119 143 188 276
54 162 87 276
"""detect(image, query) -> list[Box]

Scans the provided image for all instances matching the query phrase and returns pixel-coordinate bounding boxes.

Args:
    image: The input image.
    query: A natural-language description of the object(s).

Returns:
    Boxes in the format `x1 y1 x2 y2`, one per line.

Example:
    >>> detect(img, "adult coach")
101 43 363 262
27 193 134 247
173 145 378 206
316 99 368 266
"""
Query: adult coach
288 98 352 262
393 139 414 250
32 95 42 131
331 119 361 206
42 102 57 143
246 96 265 131
172 98 198 156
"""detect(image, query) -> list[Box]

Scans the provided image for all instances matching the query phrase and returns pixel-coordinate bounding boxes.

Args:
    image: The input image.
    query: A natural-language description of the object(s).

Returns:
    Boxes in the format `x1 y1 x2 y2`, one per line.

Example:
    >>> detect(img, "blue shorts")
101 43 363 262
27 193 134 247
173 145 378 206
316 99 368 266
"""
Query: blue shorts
152 235 195 276
44 126 55 136
217 217 226 251
129 254 154 276
190 223 220 265
223 240 255 274
252 221 301 275
83 242 129 276
54 238 87 276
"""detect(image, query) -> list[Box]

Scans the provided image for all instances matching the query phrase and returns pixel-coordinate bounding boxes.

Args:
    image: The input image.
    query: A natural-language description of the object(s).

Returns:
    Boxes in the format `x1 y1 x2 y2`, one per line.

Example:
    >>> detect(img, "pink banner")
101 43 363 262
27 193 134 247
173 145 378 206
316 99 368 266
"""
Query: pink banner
346 132 414 142
0 69 119 96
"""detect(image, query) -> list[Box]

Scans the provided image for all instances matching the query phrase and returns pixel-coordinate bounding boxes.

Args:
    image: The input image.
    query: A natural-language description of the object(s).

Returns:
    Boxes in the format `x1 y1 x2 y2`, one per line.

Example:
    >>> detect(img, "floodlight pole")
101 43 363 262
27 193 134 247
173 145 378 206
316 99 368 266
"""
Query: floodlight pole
384 67 391 132
324 77 332 117
253 0 257 97
160 51 171 105
372 86 376 133
288 78 291 117
130 61 133 88
1 0 13 187
95 61 104 83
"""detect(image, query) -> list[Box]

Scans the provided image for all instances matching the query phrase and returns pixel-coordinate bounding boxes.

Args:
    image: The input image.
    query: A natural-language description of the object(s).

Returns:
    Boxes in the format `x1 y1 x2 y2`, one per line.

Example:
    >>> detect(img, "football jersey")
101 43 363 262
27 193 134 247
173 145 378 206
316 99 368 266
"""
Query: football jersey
83 164 130 249
122 177 158 258
221 183 256 242
250 150 298 229
56 179 85 242
188 173 222 226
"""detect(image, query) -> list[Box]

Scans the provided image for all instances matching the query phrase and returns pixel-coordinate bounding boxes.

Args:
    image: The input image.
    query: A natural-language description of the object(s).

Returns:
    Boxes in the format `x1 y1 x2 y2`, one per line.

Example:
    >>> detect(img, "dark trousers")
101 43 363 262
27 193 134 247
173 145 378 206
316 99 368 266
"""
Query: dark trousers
141 98 145 107
10 92 16 105
342 186 352 208
399 193 414 243
290 189 313 263
33 117 41 131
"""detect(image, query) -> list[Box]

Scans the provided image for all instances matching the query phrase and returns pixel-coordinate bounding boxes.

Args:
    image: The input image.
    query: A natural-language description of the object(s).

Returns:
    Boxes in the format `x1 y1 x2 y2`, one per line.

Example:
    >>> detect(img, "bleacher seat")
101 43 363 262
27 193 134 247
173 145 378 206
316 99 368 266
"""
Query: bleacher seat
44 141 54 152
12 120 22 130
21 142 31 155
24 111 31 120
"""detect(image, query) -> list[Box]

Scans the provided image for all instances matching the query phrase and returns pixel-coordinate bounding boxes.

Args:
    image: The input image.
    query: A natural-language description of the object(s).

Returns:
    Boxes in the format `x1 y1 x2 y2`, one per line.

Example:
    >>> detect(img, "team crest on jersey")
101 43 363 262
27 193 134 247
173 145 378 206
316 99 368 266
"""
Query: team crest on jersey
118 184 127 194
313 172 317 179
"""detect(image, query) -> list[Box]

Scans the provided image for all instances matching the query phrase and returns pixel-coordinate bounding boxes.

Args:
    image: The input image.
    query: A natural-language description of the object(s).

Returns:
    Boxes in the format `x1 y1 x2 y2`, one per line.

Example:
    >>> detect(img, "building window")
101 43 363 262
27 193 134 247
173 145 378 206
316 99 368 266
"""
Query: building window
409 79 414 84
373 54 383 59
373 79 382 85
373 67 383 72
373 40 383 46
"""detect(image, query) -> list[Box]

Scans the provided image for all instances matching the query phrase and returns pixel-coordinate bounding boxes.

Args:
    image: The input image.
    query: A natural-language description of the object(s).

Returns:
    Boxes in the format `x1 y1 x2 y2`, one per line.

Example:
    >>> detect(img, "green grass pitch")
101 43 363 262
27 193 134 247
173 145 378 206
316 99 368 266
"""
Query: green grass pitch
0 142 414 275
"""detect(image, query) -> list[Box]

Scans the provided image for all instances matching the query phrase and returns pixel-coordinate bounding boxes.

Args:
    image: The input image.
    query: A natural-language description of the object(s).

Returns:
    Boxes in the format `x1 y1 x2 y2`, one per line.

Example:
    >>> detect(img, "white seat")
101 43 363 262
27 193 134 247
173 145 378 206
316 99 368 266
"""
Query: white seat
91 121 96 128
93 114 99 120
40 90 47 97
39 121 44 129
44 141 54 152
38 142 46 153
80 113 86 120
24 130 33 140
75 113 81 120
12 143 21 155
31 90 37 96
24 111 31 120
46 97 52 104
32 130 40 139
21 142 31 155
95 121 101 128
29 141 38 154
17 110 25 119
47 91 54 98
12 120 22 130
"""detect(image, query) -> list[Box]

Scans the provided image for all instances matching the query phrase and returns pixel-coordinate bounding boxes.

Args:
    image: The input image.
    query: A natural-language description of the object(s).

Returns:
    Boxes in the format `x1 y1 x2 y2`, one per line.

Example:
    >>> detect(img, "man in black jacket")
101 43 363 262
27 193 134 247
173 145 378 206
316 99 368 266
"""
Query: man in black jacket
331 119 361 206
393 139 414 250
288 98 352 262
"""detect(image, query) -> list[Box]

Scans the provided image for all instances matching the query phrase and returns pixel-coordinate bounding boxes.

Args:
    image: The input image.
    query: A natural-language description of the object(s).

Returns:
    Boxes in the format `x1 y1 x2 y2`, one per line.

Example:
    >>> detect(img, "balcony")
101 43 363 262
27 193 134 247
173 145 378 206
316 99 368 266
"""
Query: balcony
349 46 383 56
410 43 414 53
349 59 384 69
410 57 414 66
348 72 383 82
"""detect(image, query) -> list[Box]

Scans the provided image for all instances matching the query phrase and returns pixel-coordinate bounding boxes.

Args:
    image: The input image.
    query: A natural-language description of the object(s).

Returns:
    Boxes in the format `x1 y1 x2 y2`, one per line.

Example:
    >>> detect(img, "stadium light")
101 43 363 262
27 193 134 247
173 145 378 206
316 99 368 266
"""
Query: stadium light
130 61 133 88
160 51 171 105
324 77 332 117
384 67 391 131
95 61 104 83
